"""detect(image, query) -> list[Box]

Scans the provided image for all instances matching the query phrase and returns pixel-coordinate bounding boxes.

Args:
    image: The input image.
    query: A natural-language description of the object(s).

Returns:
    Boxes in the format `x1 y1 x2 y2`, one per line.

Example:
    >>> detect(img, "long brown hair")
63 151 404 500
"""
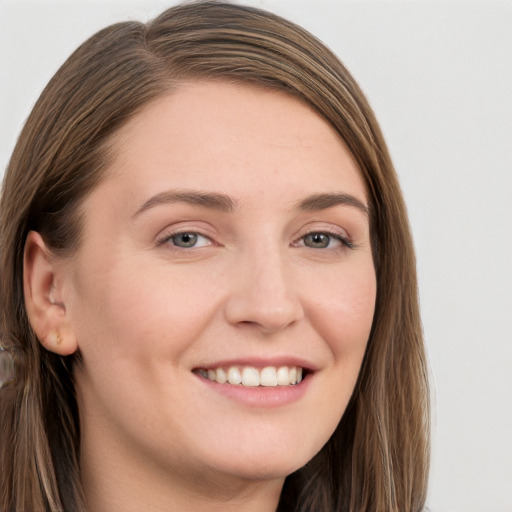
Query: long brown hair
0 2 430 510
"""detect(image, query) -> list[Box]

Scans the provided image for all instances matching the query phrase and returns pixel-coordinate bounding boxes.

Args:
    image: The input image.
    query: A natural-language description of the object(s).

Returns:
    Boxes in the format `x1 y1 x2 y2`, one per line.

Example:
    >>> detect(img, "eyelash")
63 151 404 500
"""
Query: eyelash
293 229 354 250
158 228 354 251
157 230 212 249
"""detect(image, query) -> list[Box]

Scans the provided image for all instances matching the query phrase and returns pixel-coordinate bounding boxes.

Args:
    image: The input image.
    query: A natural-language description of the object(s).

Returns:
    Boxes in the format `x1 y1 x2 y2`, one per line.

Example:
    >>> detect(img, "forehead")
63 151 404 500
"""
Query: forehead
102 81 367 205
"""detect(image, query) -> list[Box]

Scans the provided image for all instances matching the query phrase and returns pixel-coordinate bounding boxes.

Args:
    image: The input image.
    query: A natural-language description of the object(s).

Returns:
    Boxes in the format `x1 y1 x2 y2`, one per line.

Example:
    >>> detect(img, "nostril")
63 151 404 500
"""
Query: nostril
235 318 299 335
226 299 304 334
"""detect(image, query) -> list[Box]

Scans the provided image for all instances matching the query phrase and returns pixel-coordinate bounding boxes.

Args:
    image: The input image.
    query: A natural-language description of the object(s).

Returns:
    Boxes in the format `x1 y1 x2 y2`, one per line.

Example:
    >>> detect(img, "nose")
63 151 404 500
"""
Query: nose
223 248 305 334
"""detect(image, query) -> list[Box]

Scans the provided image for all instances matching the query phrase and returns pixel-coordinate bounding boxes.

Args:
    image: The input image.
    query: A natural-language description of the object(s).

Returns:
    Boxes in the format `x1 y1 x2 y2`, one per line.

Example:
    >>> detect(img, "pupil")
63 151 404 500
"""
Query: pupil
307 233 328 248
175 233 197 247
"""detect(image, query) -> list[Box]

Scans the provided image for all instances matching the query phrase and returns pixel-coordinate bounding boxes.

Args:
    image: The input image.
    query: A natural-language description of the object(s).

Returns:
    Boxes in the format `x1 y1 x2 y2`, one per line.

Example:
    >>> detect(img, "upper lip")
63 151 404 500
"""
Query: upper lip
193 356 319 372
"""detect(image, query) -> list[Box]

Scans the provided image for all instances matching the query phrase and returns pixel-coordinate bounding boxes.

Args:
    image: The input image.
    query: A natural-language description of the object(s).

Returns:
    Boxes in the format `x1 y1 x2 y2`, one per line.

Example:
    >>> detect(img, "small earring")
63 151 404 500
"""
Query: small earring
47 332 62 346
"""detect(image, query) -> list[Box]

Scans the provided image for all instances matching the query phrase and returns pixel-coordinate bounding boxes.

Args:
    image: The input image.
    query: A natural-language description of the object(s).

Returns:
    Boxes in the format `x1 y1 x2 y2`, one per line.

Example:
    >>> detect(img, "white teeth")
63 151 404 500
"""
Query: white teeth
227 367 242 385
276 366 289 386
200 365 305 387
241 367 260 387
216 368 228 384
260 366 278 387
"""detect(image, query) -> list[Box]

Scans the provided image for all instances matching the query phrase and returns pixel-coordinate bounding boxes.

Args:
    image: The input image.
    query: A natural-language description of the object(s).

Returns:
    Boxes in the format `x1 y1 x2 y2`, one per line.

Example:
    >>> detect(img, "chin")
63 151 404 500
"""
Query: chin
201 443 320 483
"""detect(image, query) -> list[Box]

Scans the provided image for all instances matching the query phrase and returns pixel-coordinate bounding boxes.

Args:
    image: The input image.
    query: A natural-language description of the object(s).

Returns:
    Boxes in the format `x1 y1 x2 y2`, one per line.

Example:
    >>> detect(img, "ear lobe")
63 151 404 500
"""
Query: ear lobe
23 231 78 356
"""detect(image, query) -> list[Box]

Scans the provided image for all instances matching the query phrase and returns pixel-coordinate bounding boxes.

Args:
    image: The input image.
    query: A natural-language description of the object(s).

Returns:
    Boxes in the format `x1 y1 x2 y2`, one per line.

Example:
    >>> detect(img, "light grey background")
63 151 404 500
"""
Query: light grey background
1 1 511 510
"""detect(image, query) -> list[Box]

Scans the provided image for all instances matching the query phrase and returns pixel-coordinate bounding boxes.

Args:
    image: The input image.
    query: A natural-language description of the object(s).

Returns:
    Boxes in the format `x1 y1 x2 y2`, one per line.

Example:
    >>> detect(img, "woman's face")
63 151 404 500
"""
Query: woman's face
64 82 376 489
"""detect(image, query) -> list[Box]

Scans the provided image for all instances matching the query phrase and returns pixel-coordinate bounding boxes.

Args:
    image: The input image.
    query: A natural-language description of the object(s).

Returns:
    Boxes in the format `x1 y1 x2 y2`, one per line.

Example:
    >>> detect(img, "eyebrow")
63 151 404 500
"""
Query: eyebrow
133 190 237 218
296 193 369 217
133 190 368 218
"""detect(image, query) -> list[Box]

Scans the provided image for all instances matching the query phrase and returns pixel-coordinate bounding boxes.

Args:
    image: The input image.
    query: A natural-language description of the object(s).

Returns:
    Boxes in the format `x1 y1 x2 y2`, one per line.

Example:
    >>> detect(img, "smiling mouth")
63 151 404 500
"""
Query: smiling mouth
194 365 306 387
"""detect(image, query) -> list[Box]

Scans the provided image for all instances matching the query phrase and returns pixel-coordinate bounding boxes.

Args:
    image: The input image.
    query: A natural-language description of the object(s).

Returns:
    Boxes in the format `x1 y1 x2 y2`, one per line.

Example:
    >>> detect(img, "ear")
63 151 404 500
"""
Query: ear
23 231 78 356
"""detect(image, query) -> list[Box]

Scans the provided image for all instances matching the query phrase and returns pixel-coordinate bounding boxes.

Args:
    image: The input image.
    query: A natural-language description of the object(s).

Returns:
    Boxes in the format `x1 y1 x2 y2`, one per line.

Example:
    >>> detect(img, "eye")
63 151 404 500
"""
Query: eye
299 231 352 250
165 232 211 249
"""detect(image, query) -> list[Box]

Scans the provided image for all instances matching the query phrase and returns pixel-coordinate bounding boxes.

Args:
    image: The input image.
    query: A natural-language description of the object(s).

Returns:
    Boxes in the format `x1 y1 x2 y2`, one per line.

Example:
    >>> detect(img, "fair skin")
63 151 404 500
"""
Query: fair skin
24 82 376 511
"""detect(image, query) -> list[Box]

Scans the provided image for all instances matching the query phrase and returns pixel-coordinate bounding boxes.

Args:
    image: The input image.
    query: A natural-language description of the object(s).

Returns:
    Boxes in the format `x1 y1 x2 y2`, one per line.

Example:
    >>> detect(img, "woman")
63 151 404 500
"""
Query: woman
0 2 430 511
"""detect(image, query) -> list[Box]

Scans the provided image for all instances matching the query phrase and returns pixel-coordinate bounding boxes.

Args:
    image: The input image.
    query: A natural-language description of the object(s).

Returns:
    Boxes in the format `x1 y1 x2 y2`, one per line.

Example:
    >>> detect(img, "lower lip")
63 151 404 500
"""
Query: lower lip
195 373 311 408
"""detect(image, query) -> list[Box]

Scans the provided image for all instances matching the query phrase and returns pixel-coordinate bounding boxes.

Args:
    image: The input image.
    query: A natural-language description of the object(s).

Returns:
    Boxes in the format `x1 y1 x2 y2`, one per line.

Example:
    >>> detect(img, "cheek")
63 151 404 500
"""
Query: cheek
296 265 376 450
70 257 219 365
310 265 377 358
292 261 375 427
